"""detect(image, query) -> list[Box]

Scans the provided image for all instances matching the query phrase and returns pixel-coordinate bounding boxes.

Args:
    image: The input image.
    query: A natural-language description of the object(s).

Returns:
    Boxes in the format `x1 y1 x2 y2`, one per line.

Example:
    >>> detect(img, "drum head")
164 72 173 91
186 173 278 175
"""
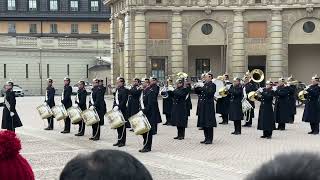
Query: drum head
213 79 224 98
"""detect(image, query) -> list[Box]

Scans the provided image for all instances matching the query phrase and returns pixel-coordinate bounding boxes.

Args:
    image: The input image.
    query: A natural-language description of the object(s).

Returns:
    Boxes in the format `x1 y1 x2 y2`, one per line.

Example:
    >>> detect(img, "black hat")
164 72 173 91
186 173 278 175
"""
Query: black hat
206 71 213 77
78 80 85 85
134 78 141 83
6 80 13 86
47 78 53 83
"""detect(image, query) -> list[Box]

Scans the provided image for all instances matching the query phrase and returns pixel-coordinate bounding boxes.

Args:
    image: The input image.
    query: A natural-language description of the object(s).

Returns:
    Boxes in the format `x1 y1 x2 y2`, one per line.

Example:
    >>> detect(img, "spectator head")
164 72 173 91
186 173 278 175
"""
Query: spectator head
246 152 320 180
60 150 153 180
0 130 34 180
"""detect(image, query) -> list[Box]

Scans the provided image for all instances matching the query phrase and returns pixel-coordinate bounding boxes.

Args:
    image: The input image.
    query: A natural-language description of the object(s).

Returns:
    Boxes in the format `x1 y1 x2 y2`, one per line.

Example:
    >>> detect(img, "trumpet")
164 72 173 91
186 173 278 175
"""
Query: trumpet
248 88 264 102
298 85 311 101
160 85 174 98
218 84 231 97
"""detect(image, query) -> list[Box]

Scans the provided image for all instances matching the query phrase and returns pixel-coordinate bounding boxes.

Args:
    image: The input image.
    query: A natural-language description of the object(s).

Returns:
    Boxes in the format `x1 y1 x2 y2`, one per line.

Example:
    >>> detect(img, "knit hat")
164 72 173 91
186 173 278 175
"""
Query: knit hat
0 130 34 180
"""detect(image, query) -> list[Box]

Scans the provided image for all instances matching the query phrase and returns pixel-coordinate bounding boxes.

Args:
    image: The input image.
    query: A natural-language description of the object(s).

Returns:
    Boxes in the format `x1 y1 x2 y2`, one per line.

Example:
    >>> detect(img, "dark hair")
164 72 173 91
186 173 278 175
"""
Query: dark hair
60 150 153 180
134 78 141 83
246 152 320 180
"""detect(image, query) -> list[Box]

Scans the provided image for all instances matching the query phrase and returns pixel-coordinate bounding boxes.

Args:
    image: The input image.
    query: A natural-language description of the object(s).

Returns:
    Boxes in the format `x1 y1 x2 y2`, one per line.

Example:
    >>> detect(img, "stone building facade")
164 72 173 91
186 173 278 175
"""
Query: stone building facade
106 0 320 84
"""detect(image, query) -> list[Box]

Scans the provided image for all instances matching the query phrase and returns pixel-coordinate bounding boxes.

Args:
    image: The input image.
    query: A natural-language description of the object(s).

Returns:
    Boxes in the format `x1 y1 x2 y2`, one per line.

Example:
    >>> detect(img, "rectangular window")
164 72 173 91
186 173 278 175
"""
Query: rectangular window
49 0 58 11
86 64 89 78
151 59 165 81
71 24 78 34
156 0 162 3
70 0 78 11
149 22 168 39
8 22 16 33
29 24 37 33
255 0 262 3
67 64 70 76
46 64 50 78
7 0 16 10
90 0 99 11
50 24 58 33
248 21 267 38
91 24 99 33
196 59 210 78
26 64 29 78
4 64 6 78
29 0 37 11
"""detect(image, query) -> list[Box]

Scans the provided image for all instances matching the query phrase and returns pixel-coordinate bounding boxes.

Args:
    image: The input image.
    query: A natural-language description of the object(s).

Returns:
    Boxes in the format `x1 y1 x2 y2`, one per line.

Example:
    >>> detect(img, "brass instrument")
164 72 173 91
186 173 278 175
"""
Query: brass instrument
248 89 263 102
160 77 174 98
298 85 310 101
250 69 264 83
218 86 229 97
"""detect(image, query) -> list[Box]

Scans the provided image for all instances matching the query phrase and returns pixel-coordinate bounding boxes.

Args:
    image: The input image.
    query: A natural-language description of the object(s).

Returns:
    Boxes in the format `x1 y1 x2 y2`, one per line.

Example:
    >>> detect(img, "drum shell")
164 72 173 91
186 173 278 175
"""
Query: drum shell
81 109 100 126
128 113 151 135
67 106 83 124
51 105 68 121
37 104 53 119
105 110 125 129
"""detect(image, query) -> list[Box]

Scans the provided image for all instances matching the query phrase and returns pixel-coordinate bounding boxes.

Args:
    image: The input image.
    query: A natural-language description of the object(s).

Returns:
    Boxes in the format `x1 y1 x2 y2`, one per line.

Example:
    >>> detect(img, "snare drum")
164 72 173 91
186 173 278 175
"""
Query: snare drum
36 103 53 119
81 109 100 126
67 106 82 124
51 105 68 121
128 112 151 135
105 110 125 129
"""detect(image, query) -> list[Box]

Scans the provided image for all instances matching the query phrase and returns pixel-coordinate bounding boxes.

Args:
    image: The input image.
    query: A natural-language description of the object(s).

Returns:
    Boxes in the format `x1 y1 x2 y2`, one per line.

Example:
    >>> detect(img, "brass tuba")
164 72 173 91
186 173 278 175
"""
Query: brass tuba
298 85 310 101
250 69 264 83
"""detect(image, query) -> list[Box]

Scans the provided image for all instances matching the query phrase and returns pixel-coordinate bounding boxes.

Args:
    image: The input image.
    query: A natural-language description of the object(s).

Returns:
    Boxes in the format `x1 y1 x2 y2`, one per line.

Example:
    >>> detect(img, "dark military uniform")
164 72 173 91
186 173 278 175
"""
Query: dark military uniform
113 86 129 146
171 87 189 139
274 85 290 130
302 84 320 134
75 88 87 135
185 84 192 117
228 84 244 134
257 88 275 138
288 84 297 123
161 88 173 125
0 90 22 131
45 85 55 129
243 81 258 126
61 85 72 133
100 84 107 125
216 80 232 124
150 84 162 134
127 85 142 128
89 86 104 140
141 86 158 151
195 81 216 144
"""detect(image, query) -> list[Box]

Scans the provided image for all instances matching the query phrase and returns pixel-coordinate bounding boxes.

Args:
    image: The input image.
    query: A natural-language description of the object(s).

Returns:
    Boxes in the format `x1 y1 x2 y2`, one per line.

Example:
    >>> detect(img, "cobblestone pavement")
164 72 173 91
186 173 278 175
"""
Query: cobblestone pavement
3 96 320 180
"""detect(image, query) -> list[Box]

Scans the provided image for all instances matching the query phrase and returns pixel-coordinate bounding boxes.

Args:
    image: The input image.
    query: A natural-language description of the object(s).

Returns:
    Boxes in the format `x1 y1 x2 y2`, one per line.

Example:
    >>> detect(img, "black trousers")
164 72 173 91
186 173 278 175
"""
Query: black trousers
142 131 153 150
154 124 158 134
203 127 213 142
310 123 319 133
245 113 253 125
47 117 54 129
64 117 71 131
278 123 286 130
165 114 171 124
263 130 272 137
116 125 126 144
222 114 228 123
290 115 295 123
234 121 241 133
92 123 100 139
78 120 85 134
177 126 185 138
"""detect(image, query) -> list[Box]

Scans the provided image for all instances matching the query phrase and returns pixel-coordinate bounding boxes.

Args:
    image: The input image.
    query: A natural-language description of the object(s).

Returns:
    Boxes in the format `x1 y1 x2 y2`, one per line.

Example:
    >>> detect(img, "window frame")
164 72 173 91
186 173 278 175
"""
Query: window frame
28 0 38 11
50 23 58 34
8 22 16 34
71 24 79 34
7 0 16 11
90 0 100 12
196 59 210 78
48 0 59 11
91 24 99 34
69 0 79 12
29 24 37 34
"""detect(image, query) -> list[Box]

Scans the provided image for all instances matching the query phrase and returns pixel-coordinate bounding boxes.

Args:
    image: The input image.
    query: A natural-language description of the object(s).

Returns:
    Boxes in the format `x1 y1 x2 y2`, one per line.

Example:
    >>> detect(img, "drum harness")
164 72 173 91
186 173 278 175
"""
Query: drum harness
135 91 150 147
115 89 126 141
74 93 85 134
90 92 101 139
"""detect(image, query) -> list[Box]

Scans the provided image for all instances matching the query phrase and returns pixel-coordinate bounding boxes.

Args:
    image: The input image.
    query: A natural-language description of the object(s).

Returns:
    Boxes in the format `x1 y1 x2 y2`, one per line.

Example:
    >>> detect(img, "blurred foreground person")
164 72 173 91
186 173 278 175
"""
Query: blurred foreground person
60 150 153 180
246 152 320 180
0 130 34 180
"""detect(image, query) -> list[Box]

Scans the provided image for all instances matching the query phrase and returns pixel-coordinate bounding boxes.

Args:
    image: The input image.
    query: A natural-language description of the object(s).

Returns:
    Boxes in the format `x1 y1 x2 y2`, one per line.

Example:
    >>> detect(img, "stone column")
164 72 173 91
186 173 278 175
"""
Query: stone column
134 10 147 78
123 12 131 80
231 9 245 78
268 9 283 79
110 16 118 84
171 10 184 74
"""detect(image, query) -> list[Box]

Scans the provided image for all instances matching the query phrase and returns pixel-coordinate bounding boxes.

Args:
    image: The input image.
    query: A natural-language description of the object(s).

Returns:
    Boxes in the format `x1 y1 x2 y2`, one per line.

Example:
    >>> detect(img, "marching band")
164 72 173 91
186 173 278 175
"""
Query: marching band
4 69 315 153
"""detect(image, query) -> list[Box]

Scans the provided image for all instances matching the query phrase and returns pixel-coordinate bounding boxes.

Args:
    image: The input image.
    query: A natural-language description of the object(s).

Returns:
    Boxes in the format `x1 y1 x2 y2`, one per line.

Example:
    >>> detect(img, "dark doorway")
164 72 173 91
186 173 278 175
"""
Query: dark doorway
196 59 210 78
248 56 266 86
151 58 166 82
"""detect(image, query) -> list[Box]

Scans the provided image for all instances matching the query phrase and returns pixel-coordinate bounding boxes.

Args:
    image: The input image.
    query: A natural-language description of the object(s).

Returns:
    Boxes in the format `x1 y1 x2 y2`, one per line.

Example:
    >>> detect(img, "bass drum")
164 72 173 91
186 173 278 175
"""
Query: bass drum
213 79 225 99
67 106 82 124
81 108 100 126
36 103 53 119
105 110 125 129
128 112 151 135
51 105 68 121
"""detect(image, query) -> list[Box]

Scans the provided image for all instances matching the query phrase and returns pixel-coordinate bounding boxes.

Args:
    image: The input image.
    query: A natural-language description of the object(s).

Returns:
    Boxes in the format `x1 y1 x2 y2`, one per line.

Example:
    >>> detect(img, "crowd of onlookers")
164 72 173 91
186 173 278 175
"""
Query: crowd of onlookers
0 130 319 180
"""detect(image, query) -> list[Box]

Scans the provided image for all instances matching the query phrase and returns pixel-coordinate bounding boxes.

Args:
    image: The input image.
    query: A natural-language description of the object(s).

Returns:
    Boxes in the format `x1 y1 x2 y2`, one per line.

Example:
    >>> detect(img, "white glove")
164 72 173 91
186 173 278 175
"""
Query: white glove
138 111 144 116
258 87 263 93
113 106 119 111
10 112 14 117
89 106 95 110
272 86 277 91
73 104 79 108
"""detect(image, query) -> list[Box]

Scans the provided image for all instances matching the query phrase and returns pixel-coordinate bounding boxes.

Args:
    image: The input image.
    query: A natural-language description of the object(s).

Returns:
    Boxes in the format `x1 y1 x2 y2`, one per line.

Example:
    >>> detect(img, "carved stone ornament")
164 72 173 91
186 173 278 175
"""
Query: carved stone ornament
306 6 314 17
